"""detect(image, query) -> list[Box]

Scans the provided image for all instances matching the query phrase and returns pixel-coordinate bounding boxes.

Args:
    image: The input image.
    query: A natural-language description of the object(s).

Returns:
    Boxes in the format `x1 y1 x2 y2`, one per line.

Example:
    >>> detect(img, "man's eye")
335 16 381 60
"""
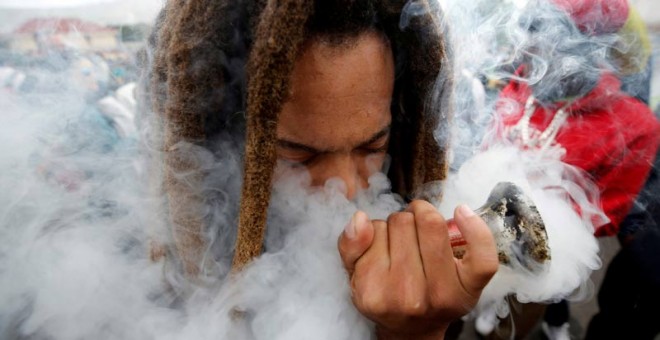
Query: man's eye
298 155 319 166
278 152 318 166
358 145 388 155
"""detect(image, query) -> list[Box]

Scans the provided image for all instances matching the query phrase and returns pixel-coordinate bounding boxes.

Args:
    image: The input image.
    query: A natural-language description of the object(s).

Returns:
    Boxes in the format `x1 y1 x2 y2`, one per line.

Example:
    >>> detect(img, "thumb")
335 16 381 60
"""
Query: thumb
337 210 374 275
453 204 499 294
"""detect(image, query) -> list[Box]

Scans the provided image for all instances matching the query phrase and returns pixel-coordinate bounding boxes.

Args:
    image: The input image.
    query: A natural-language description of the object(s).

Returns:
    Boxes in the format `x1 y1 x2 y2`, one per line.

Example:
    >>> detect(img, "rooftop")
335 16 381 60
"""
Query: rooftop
14 18 114 34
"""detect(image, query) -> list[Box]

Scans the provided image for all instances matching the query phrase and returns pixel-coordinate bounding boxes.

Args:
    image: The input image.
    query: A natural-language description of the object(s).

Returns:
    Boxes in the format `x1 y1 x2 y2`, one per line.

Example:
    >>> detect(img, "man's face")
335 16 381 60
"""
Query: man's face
276 32 394 199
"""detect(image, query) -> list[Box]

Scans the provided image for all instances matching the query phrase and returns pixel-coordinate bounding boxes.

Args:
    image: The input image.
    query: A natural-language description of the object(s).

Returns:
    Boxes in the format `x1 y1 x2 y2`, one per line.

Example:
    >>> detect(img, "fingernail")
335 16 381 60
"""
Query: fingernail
458 204 475 218
344 212 359 239
345 211 367 239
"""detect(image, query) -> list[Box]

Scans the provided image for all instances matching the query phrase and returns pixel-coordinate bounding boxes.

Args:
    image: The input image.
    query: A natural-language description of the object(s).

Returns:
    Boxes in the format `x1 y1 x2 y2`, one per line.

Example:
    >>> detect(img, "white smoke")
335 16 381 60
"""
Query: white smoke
438 147 602 309
0 0 622 338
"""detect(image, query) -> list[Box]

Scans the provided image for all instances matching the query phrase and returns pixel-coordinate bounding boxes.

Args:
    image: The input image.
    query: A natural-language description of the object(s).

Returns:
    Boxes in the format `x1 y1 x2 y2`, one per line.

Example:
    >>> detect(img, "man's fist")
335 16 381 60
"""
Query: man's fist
338 200 499 339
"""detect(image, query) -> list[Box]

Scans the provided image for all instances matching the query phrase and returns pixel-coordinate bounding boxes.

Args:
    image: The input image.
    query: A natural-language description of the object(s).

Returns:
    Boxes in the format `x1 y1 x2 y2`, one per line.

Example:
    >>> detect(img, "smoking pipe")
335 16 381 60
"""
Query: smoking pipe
446 182 551 273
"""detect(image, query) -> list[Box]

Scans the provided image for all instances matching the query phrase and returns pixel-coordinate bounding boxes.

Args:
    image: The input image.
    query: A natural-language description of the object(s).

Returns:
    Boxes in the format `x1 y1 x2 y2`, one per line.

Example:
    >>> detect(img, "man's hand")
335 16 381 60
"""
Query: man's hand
338 200 498 339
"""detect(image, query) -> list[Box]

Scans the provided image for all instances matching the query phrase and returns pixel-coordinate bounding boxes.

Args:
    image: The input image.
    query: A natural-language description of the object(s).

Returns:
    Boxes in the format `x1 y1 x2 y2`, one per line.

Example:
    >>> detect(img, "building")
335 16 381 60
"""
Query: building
9 18 119 55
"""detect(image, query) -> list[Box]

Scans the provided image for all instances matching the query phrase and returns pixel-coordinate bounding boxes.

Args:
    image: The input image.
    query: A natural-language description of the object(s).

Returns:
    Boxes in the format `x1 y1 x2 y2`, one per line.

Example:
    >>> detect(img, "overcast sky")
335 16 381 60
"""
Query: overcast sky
0 0 658 34
0 0 164 33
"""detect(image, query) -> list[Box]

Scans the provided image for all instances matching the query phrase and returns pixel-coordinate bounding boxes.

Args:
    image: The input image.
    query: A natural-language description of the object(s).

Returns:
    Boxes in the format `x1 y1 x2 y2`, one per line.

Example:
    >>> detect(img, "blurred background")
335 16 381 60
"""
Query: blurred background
0 0 161 98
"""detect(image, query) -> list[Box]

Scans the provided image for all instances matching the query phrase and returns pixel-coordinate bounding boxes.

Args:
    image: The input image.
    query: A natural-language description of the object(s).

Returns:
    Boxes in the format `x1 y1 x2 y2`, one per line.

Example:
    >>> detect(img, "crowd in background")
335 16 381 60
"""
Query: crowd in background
0 39 143 192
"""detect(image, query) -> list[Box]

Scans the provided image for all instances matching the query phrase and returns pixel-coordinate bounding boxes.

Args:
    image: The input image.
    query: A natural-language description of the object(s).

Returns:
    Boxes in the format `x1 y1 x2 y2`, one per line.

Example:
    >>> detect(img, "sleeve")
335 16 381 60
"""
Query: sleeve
594 124 660 237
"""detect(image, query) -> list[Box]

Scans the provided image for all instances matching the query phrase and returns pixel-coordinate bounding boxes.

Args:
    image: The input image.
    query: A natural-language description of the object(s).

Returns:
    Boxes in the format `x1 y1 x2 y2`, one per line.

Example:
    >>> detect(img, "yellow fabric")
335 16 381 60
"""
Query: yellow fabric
611 6 652 75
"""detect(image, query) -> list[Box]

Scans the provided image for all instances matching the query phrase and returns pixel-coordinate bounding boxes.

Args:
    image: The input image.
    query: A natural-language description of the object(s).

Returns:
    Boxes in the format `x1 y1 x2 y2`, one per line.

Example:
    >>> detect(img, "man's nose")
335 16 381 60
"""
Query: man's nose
324 154 363 200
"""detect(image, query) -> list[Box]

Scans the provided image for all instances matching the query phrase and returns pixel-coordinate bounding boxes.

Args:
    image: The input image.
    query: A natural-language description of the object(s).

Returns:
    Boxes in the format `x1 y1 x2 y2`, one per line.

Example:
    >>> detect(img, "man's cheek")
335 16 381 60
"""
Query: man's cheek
364 153 390 175
273 160 312 186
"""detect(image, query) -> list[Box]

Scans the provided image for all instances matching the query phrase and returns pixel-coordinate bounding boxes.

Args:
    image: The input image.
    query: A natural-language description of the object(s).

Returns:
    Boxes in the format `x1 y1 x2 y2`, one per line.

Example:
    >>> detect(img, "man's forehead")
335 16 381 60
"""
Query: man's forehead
277 92 392 152
276 30 395 153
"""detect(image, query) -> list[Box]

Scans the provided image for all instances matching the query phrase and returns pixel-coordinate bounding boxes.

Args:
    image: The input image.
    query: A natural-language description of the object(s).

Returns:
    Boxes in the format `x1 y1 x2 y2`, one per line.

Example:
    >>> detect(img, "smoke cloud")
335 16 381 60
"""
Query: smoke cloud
0 0 628 338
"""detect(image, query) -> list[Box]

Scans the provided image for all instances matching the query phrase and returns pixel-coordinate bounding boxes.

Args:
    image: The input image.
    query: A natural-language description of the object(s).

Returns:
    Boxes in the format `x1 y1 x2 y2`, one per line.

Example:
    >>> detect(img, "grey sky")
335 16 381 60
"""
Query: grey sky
0 0 658 34
632 0 660 27
0 0 164 33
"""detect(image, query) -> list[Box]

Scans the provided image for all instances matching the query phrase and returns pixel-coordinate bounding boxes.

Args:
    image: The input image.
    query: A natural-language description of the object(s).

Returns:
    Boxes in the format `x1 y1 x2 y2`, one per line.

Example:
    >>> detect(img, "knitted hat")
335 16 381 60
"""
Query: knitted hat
550 0 629 35
149 0 453 275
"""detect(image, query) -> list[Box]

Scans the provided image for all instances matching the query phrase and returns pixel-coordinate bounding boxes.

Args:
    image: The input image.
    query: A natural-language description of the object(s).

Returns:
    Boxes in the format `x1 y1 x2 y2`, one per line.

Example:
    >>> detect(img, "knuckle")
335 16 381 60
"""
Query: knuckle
399 294 428 317
417 210 444 229
393 279 428 316
408 199 431 212
387 211 414 227
359 291 388 317
354 258 379 278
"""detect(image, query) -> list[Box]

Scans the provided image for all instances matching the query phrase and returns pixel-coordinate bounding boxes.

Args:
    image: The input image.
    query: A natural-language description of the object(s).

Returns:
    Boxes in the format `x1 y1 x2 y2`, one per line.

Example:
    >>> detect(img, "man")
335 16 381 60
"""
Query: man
147 0 498 338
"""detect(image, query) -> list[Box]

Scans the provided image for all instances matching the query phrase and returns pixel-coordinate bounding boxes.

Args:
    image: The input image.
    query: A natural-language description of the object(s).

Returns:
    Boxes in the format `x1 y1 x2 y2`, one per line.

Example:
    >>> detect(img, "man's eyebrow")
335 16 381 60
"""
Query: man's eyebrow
358 125 391 148
276 139 323 154
276 124 391 153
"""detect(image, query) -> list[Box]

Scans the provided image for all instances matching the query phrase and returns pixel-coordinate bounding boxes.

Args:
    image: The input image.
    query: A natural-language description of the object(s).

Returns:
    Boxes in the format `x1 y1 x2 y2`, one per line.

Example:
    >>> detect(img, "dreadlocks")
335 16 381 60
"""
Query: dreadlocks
149 0 452 276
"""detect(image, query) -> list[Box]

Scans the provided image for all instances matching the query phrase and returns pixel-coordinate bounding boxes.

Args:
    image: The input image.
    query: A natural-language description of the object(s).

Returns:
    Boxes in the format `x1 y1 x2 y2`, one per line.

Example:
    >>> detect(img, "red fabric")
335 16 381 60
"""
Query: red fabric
550 0 629 35
496 71 660 236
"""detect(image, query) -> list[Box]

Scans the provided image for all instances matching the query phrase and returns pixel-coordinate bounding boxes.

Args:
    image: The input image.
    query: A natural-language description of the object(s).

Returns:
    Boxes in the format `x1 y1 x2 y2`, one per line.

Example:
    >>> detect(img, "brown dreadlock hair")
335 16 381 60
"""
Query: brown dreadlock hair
149 0 453 276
